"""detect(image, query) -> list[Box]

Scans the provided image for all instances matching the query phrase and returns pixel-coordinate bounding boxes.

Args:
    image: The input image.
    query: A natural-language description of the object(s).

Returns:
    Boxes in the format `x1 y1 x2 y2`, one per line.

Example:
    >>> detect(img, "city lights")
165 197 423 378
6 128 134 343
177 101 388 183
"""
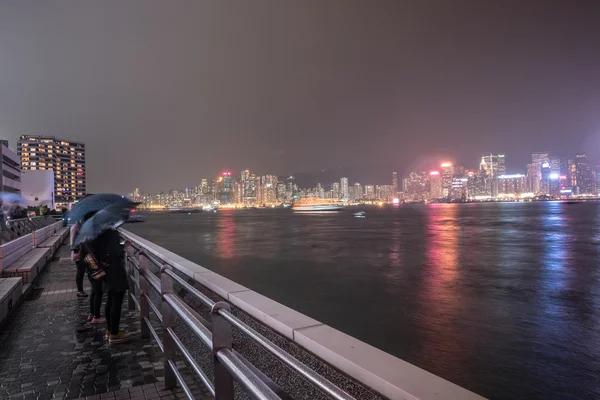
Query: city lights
133 150 599 210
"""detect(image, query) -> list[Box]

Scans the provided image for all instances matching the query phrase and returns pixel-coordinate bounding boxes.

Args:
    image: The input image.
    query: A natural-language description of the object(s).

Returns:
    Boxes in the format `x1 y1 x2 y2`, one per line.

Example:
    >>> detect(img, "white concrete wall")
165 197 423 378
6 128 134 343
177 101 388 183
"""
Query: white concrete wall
21 170 55 209
1 144 21 194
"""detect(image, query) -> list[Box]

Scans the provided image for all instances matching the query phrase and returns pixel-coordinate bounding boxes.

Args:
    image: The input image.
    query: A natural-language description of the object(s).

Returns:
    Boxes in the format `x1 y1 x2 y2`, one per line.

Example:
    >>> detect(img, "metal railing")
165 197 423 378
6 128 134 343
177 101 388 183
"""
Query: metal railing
122 231 355 400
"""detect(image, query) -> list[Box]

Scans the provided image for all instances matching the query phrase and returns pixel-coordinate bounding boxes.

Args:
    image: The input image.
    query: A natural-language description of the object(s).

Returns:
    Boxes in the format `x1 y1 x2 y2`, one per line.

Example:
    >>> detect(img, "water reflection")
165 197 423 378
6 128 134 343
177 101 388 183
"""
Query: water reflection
215 210 236 258
415 204 469 376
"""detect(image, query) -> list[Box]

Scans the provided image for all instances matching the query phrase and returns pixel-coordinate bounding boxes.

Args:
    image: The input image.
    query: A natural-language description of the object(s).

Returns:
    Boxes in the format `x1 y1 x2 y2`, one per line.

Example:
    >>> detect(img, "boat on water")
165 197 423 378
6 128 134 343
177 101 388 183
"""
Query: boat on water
292 198 343 212
353 211 366 218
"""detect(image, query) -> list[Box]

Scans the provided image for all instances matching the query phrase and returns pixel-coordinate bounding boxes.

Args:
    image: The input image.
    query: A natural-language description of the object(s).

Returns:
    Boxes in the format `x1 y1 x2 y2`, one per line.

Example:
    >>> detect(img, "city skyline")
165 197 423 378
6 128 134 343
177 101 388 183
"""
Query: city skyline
130 148 600 209
1 2 600 194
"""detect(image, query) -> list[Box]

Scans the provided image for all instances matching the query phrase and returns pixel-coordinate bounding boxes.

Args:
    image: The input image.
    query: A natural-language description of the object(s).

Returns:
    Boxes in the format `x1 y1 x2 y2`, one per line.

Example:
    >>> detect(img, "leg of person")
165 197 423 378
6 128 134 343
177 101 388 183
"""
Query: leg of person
109 291 131 344
104 290 113 338
76 262 88 297
91 280 105 323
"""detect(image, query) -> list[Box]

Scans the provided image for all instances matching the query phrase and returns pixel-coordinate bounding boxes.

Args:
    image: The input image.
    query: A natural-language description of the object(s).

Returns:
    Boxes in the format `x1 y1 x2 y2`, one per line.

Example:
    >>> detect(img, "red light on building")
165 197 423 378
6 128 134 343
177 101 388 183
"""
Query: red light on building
560 175 567 180
222 172 231 176
430 171 440 176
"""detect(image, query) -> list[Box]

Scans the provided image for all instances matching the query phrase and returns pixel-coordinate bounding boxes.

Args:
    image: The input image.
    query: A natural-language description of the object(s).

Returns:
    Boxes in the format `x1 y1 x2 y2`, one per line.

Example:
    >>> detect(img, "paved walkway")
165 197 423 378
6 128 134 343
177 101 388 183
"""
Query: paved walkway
0 244 212 400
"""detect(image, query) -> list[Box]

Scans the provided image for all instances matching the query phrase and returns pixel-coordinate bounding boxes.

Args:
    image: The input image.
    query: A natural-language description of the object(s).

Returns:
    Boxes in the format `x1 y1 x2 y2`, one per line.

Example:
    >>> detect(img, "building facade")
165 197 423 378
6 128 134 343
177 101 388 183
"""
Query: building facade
575 153 594 194
18 135 85 203
1 144 21 195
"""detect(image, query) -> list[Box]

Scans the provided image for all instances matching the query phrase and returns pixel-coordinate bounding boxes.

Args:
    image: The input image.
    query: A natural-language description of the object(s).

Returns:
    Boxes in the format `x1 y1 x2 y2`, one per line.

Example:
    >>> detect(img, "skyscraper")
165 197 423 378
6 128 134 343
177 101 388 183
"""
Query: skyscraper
480 154 505 197
441 163 453 198
353 182 362 201
392 172 398 194
429 171 442 199
219 172 233 204
575 153 594 194
332 182 340 198
531 152 549 195
340 177 349 200
18 135 86 203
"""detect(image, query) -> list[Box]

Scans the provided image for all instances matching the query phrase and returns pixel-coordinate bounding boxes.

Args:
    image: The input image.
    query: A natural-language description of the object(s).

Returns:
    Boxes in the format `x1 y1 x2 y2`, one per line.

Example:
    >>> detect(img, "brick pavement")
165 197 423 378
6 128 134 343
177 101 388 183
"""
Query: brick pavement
0 244 212 400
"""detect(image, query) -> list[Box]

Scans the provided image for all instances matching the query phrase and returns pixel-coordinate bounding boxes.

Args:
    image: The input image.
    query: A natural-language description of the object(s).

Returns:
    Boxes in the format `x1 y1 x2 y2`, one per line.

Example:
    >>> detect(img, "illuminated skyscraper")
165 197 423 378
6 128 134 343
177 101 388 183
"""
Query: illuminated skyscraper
340 177 349 200
218 172 233 204
364 185 375 199
352 183 362 201
392 172 398 194
498 174 526 196
332 182 340 198
480 154 505 197
526 164 539 193
18 135 86 203
429 171 442 198
575 153 594 194
540 161 551 195
440 163 453 198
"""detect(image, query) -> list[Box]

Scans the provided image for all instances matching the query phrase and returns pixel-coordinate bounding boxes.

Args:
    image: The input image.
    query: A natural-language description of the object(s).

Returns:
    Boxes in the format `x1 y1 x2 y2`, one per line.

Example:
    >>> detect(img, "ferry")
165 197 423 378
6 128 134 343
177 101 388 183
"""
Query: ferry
291 198 343 212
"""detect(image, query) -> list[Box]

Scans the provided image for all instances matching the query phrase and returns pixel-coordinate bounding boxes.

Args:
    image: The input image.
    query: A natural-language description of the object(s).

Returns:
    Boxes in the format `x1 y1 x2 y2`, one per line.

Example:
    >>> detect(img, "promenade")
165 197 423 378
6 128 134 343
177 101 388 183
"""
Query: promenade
0 244 212 400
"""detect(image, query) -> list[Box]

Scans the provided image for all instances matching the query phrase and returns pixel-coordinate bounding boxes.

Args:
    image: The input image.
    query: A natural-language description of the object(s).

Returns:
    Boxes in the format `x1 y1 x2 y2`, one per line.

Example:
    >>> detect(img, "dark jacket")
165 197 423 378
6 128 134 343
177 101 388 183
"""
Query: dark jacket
81 229 129 291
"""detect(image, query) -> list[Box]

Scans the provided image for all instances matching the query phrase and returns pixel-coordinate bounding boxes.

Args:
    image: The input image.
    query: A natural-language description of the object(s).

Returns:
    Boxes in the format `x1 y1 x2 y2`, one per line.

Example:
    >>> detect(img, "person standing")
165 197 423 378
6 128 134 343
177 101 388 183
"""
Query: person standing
71 222 88 298
90 228 132 344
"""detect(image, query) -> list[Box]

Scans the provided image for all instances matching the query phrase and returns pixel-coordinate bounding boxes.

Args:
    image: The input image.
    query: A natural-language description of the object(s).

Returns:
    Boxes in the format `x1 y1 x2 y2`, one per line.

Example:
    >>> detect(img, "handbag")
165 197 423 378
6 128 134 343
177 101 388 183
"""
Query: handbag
82 243 107 280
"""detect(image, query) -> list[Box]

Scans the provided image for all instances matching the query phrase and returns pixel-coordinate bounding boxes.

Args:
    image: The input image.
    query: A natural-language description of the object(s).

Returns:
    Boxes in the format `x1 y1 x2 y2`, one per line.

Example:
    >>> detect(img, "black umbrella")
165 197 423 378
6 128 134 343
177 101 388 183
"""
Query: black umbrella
67 193 137 224
72 203 129 249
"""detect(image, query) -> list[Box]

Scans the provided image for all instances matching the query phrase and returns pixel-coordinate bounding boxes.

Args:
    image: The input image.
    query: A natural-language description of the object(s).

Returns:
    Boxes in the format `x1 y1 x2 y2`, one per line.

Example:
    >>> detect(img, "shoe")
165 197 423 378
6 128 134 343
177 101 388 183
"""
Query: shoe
87 314 93 321
77 291 88 298
109 330 132 344
91 316 106 324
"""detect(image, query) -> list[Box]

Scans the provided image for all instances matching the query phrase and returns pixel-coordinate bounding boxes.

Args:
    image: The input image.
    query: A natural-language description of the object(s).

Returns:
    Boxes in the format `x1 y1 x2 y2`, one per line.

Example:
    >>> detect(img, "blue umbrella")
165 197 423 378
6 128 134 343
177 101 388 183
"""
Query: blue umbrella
67 193 137 224
72 203 130 248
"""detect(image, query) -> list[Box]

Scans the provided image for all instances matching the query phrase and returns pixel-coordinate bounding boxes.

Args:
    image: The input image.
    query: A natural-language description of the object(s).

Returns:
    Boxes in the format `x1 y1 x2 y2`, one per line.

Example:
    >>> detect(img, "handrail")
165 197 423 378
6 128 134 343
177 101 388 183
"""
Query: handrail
123 233 357 400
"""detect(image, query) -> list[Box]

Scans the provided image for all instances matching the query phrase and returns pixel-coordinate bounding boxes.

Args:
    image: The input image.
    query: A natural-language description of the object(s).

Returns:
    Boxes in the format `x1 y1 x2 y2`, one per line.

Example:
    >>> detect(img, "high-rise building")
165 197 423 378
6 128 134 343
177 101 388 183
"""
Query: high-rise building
540 161 551 195
340 177 349 200
498 174 526 196
429 171 442 199
0 139 8 149
218 172 233 204
531 152 549 195
526 163 538 194
392 172 398 194
575 153 594 194
480 154 505 197
18 135 86 203
1 145 21 196
450 177 468 201
406 171 430 201
364 185 375 199
332 182 340 199
440 163 453 198
352 182 362 201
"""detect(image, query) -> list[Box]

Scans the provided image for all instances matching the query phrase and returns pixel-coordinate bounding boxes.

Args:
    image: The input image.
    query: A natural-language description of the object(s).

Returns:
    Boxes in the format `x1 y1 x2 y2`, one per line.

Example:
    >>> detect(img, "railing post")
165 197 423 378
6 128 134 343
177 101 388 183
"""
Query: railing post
161 265 177 390
139 252 150 339
211 301 234 399
124 241 136 311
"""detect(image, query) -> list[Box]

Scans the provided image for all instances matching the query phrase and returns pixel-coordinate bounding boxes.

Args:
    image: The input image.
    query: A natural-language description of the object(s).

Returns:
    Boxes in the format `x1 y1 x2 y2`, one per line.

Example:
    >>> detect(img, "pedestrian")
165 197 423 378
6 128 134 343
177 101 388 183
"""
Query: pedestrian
87 228 132 344
71 220 88 298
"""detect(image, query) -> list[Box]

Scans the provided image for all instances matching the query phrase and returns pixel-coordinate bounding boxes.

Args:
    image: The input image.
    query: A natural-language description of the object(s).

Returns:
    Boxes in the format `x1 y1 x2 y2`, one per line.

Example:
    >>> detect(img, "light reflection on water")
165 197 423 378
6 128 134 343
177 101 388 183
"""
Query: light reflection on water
128 202 600 400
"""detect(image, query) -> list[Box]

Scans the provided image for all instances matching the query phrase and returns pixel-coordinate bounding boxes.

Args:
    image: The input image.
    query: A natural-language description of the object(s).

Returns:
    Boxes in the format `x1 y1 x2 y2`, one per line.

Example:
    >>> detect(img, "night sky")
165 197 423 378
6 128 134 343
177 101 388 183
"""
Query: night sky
1 1 599 192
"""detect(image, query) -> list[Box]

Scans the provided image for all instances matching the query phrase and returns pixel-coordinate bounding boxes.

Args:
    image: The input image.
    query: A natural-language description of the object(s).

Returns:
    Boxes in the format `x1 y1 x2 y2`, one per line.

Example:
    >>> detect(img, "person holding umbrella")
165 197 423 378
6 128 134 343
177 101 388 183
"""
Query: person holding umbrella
73 202 134 344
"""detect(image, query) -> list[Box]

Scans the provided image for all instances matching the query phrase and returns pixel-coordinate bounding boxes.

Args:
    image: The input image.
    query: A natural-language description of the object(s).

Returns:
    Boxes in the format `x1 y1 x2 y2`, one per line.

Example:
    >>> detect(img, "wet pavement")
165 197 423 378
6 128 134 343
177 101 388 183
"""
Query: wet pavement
0 245 212 400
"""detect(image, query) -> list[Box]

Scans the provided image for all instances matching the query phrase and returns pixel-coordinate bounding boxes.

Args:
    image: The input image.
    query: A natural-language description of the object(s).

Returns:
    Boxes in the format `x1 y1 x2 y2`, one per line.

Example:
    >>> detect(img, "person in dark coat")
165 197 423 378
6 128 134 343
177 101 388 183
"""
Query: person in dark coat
84 228 132 344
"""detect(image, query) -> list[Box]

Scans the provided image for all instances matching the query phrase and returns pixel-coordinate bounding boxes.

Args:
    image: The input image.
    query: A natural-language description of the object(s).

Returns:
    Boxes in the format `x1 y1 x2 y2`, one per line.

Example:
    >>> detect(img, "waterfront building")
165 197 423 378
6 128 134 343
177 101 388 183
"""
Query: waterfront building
497 174 526 197
18 135 86 204
441 163 453 198
340 177 349 200
575 153 594 194
392 171 398 194
429 171 442 199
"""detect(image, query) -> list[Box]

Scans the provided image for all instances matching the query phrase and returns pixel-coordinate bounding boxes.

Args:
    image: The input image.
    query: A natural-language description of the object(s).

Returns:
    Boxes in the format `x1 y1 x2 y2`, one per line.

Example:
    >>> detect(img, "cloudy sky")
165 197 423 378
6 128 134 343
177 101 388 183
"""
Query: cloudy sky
1 1 599 192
